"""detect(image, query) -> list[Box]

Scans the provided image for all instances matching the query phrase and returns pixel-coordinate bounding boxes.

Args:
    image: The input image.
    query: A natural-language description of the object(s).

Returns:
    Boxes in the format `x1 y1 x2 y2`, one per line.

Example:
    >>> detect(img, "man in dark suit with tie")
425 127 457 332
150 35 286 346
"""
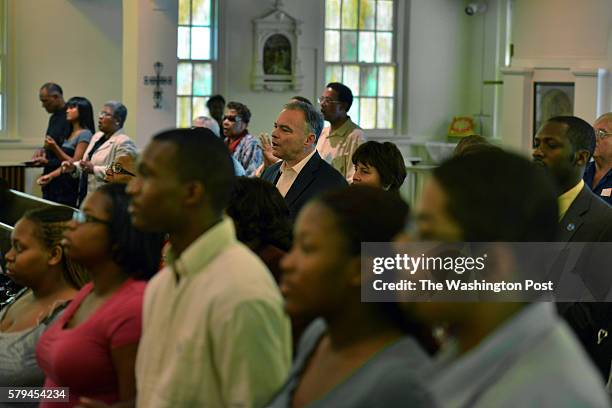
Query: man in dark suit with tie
533 115 612 382
261 101 347 220
532 116 612 242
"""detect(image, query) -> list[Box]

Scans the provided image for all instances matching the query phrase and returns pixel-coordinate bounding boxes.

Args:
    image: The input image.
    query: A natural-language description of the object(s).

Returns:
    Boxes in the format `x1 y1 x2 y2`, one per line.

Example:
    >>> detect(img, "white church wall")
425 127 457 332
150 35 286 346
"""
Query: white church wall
0 0 123 164
218 0 324 137
499 0 612 154
512 0 612 69
404 0 473 140
122 0 178 149
219 0 478 144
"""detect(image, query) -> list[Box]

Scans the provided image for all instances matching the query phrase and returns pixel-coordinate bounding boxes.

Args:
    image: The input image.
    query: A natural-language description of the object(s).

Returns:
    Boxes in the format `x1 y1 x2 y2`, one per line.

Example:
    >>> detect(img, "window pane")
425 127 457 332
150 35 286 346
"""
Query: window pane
192 0 211 26
193 97 209 119
325 30 340 62
193 63 212 96
177 27 191 59
179 0 191 25
360 98 376 129
177 63 193 96
191 27 211 59
349 97 360 124
343 65 360 96
326 0 341 29
177 97 192 128
325 65 343 84
376 32 392 63
358 32 375 62
376 0 393 31
360 66 377 97
359 0 376 29
378 66 395 97
377 98 393 129
341 0 358 29
341 31 357 62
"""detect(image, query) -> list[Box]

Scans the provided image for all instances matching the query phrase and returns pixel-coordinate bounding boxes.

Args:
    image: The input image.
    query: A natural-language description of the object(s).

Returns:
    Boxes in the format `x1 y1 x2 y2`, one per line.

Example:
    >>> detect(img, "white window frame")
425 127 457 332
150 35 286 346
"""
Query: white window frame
176 0 218 127
321 0 406 137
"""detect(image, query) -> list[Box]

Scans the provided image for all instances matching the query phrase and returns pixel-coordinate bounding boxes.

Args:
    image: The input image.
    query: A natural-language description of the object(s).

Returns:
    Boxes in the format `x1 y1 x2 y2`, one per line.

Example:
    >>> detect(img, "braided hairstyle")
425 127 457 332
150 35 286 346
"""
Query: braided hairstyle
22 206 89 289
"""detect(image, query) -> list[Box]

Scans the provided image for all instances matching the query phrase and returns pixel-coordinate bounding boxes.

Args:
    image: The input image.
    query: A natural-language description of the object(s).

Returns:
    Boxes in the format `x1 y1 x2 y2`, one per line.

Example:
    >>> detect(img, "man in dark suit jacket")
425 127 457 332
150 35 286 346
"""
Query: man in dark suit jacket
533 115 612 381
261 101 347 220
557 183 612 242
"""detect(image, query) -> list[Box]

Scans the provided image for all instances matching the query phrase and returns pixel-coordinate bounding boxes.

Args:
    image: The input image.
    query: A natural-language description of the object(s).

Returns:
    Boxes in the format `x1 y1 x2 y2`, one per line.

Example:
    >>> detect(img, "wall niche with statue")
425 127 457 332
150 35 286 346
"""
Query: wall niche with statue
252 1 303 91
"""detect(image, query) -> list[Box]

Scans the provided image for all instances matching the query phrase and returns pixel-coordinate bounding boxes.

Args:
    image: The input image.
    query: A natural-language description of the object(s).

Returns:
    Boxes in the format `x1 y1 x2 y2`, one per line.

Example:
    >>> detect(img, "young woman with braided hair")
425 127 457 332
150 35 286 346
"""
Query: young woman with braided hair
0 206 88 393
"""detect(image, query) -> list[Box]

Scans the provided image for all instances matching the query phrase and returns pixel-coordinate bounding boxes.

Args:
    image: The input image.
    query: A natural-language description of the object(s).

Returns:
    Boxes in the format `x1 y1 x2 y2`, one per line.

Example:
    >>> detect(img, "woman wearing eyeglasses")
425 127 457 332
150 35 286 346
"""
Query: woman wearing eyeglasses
36 96 95 207
1 207 87 400
61 101 137 207
36 183 165 407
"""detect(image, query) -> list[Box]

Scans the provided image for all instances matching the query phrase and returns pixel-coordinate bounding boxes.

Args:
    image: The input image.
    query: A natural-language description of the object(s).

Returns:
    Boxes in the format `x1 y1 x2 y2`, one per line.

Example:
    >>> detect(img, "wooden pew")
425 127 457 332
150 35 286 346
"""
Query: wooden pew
0 191 73 305
0 189 74 227
0 221 18 306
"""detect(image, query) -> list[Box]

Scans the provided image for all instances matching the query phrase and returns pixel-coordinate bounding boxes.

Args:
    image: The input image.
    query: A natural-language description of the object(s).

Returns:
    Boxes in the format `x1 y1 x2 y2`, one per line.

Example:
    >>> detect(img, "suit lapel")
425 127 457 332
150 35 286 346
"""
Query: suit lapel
558 186 590 242
284 152 320 206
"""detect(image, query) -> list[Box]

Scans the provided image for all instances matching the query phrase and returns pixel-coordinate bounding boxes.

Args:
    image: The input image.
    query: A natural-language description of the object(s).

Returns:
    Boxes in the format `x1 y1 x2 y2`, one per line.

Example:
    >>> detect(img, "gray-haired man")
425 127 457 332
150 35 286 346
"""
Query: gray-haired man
261 101 347 219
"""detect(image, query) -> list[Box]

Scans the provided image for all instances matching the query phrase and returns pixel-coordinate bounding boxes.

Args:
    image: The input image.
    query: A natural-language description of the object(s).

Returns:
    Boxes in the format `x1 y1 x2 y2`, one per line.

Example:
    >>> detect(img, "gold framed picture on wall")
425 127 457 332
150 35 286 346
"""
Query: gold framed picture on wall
533 82 575 143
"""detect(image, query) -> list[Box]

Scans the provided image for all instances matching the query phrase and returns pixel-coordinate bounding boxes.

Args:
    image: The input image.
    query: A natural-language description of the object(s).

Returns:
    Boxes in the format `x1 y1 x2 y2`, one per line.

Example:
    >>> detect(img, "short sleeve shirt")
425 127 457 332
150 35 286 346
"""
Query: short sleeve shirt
316 118 365 182
36 279 145 407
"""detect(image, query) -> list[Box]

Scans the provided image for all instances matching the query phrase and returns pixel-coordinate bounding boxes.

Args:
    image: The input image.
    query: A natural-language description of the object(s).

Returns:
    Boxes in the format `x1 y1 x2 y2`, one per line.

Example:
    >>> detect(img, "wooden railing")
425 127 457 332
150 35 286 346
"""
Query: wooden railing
0 165 26 192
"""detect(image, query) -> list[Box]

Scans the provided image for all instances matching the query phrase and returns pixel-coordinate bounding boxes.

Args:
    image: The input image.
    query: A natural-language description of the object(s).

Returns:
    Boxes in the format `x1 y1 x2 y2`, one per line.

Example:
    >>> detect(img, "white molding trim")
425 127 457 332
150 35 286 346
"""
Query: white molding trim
572 69 599 78
0 140 39 149
500 67 534 76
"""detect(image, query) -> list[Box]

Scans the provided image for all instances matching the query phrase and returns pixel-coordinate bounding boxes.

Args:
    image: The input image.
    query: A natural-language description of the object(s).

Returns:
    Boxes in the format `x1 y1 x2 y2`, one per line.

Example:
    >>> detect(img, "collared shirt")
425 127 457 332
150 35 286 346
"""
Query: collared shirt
276 148 316 197
135 218 291 408
316 117 365 182
583 160 612 205
427 303 609 407
559 179 584 220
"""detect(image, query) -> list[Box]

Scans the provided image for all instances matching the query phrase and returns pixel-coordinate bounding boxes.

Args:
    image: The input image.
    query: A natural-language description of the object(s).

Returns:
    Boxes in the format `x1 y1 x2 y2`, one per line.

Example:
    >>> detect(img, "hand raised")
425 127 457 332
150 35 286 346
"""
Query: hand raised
258 132 280 167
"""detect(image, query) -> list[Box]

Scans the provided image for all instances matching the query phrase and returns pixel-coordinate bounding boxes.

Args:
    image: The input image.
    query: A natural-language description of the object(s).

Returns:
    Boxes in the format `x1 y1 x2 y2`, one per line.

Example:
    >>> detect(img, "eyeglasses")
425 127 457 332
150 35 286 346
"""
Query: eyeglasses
317 96 341 105
99 111 113 118
223 115 241 122
72 210 111 226
595 129 612 140
108 162 136 177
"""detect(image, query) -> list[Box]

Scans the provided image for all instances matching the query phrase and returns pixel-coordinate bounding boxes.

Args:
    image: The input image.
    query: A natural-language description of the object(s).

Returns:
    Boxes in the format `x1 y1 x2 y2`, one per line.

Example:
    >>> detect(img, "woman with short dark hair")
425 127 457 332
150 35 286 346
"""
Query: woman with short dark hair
351 141 407 193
